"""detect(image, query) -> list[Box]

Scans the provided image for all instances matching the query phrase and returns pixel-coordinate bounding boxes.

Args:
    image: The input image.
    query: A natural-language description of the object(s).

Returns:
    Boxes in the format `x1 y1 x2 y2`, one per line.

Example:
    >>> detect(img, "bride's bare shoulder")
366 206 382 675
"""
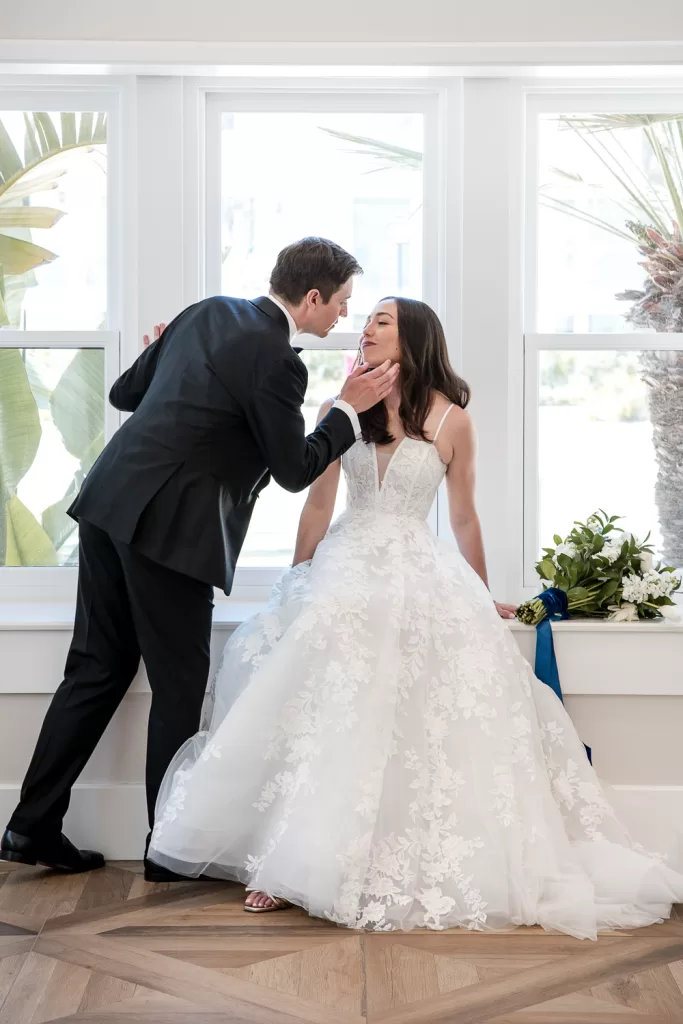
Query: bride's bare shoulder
429 392 472 432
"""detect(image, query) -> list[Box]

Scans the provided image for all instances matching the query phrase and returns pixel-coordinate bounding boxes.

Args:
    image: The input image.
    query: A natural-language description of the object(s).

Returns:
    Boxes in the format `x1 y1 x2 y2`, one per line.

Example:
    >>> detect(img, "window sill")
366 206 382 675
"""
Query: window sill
0 600 681 633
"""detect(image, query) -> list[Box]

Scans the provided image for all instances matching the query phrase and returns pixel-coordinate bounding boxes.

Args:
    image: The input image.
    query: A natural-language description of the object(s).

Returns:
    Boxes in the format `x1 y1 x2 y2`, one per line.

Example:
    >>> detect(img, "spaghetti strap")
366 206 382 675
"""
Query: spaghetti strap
432 403 455 443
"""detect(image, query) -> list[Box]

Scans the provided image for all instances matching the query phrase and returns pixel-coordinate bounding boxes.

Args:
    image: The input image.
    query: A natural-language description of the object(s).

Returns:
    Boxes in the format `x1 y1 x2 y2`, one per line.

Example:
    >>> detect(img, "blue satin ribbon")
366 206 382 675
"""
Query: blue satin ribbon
533 588 592 765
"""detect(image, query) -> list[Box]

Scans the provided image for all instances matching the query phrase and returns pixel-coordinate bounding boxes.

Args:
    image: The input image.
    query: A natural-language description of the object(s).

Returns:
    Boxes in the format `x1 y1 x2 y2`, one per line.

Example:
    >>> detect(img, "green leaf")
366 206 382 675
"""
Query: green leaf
0 119 22 183
538 559 556 581
41 427 102 553
0 166 64 203
78 113 94 144
4 493 57 566
33 114 60 156
0 349 41 495
553 534 563 545
93 113 107 143
42 478 79 553
22 114 40 166
598 579 621 602
0 233 57 274
60 113 77 147
0 206 64 229
50 350 105 462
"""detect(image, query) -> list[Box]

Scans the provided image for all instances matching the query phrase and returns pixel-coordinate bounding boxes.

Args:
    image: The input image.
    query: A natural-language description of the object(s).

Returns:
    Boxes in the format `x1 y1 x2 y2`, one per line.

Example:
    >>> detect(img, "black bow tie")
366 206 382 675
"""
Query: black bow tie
292 346 303 354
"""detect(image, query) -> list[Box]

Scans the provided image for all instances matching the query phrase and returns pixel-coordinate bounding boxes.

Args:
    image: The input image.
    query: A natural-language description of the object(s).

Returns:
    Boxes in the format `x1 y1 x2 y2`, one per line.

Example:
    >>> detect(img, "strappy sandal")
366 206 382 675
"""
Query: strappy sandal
244 888 292 913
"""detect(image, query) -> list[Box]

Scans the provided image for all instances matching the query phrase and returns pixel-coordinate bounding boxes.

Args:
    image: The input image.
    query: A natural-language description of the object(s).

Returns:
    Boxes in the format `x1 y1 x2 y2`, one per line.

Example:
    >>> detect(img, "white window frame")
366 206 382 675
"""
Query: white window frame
523 332 683 587
0 80 126 601
197 80 462 597
523 87 683 590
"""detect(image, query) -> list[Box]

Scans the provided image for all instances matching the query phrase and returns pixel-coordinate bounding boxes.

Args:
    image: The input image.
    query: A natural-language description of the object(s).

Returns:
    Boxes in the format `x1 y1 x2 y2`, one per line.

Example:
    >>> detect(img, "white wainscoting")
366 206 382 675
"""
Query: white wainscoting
1 604 682 864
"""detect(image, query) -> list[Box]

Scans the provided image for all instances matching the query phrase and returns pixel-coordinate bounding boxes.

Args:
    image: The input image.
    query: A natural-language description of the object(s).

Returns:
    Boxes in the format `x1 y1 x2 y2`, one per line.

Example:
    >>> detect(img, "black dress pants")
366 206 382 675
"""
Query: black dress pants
8 520 214 839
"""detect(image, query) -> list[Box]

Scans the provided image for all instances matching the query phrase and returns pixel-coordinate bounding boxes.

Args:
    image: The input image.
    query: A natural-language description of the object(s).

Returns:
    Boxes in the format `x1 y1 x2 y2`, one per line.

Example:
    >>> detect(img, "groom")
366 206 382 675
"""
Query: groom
1 237 398 880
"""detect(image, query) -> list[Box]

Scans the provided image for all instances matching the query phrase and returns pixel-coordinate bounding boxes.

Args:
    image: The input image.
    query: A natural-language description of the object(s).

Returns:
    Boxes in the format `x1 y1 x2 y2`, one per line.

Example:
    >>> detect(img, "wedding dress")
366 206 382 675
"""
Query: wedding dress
149 406 683 938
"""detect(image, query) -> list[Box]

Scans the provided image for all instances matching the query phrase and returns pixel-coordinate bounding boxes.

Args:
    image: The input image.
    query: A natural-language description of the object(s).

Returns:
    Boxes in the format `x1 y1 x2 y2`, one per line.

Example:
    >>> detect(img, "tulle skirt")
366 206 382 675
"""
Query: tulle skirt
149 510 683 938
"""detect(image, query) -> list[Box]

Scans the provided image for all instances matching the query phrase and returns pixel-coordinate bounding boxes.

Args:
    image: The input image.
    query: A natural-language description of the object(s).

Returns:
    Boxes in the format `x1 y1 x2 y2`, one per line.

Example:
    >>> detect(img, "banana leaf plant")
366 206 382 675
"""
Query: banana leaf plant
0 111 107 325
0 349 58 565
0 111 107 565
0 348 104 566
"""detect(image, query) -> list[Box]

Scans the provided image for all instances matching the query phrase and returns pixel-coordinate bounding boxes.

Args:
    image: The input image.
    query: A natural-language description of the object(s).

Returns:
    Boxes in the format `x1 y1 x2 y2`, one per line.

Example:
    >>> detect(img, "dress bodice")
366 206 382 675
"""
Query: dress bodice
342 438 448 521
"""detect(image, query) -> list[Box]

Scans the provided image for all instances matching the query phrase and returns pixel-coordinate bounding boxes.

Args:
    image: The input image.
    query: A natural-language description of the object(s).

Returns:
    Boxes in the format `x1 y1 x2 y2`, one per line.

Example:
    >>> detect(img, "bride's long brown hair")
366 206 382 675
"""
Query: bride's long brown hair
358 297 470 445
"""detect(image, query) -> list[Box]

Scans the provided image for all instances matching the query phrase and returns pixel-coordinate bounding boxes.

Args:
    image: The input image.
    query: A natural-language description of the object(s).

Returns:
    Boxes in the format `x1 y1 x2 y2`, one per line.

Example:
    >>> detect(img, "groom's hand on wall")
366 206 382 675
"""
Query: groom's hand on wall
142 323 167 348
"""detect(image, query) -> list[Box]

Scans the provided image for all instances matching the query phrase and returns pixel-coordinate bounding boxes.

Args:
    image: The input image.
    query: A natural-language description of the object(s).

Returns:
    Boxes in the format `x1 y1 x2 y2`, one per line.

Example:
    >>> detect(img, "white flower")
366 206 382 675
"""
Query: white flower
637 569 678 600
607 602 639 622
555 542 578 561
601 539 623 564
621 574 647 604
659 605 682 622
638 550 654 572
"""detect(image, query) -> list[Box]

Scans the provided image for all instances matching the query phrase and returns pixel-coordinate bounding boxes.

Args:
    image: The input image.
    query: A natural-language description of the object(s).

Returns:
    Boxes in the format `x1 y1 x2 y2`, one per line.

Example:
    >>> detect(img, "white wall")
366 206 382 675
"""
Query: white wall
3 0 683 44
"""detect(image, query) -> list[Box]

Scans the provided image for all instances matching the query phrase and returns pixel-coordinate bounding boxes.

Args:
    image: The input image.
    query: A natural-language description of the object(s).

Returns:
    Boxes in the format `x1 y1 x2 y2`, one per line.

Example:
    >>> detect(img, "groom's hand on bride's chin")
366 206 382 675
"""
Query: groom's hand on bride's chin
339 359 400 414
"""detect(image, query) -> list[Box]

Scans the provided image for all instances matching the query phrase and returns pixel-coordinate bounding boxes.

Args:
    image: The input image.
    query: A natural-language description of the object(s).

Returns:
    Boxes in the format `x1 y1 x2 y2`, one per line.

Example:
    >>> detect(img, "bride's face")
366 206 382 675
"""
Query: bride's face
360 300 401 367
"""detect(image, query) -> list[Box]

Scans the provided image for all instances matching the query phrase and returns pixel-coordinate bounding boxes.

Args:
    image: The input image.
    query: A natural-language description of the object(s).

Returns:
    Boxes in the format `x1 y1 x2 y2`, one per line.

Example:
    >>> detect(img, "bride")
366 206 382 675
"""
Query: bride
149 297 683 939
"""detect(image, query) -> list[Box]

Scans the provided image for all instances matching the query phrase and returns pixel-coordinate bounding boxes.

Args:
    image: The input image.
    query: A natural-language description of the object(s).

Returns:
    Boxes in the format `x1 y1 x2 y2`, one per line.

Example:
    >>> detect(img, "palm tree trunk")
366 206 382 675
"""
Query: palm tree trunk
639 350 683 565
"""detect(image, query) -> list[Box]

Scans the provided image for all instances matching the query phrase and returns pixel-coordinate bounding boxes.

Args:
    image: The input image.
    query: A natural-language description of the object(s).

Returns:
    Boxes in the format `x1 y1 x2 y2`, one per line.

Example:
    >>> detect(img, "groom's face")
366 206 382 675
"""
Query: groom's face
301 280 354 337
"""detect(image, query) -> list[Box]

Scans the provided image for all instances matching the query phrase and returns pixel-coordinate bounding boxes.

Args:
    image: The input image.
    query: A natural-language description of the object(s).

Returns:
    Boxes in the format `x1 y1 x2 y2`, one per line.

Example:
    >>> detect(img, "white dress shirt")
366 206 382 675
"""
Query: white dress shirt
268 294 361 441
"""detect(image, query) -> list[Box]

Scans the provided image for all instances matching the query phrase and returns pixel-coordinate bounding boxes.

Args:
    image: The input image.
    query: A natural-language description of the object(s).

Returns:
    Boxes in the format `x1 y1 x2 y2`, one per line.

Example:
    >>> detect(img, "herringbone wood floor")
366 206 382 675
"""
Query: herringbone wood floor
1 860 683 1023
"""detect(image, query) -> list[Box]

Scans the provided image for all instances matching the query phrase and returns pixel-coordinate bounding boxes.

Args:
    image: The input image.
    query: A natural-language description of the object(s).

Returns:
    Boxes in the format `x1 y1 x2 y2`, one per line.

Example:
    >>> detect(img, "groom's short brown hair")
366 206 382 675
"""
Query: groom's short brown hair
270 237 362 305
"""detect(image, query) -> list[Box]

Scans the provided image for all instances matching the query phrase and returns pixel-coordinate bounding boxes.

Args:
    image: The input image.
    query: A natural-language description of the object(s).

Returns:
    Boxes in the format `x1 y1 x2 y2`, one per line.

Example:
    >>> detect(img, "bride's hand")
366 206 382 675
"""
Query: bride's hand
495 601 517 620
143 322 166 348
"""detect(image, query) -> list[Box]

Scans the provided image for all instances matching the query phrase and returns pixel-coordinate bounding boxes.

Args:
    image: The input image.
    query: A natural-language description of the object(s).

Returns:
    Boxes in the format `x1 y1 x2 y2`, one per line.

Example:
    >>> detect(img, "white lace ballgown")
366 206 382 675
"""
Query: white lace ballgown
149 412 683 938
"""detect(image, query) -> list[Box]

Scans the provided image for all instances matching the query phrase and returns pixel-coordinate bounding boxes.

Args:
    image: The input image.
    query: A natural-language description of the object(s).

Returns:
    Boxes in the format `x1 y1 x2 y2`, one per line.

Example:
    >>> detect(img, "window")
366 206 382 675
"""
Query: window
525 96 683 584
210 108 424 330
206 91 435 571
241 349 355 567
0 110 108 330
0 340 119 567
0 95 120 583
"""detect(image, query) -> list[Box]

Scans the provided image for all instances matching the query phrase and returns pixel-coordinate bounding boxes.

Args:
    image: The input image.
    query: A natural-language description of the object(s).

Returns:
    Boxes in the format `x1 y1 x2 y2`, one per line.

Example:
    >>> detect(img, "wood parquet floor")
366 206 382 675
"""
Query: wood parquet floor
2 860 683 1023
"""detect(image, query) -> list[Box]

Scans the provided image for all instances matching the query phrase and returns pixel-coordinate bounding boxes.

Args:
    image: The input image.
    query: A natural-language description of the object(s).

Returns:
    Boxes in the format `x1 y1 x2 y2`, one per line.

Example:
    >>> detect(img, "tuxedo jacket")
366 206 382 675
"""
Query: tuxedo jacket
68 296 356 592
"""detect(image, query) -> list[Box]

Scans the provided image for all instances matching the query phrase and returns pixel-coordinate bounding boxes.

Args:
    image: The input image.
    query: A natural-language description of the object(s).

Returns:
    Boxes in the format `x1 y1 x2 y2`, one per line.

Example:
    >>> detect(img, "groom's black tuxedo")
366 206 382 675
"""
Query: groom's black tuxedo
69 295 355 593
7 295 357 846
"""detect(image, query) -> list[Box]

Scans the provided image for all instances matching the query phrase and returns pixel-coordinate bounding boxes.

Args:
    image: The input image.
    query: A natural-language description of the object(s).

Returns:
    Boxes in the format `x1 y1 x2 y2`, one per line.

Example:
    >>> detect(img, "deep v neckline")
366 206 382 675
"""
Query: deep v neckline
373 438 407 493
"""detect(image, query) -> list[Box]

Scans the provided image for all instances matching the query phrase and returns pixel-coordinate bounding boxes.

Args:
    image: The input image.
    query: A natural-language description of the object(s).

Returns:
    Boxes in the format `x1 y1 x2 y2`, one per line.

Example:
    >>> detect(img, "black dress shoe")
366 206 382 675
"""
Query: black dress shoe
143 857 215 883
0 830 105 874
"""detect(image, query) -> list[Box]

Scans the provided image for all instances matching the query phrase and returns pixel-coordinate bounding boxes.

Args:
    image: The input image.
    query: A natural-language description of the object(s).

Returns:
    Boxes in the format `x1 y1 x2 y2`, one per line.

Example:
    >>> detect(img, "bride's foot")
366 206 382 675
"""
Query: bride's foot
244 890 292 913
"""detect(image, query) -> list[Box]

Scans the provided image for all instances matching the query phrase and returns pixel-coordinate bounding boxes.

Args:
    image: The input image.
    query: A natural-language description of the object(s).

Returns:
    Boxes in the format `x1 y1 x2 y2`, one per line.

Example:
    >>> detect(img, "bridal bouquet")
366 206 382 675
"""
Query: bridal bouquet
515 510 681 625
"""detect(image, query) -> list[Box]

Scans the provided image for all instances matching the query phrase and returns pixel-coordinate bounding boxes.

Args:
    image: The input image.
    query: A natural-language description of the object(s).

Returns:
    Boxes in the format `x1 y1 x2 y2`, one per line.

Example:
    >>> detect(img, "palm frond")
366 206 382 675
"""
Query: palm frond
318 127 422 170
559 113 683 133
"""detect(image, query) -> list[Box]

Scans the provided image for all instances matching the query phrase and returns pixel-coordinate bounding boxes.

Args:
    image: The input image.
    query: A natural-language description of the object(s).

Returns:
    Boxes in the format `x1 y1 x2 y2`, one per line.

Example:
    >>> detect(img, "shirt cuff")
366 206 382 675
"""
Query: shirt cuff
332 399 362 441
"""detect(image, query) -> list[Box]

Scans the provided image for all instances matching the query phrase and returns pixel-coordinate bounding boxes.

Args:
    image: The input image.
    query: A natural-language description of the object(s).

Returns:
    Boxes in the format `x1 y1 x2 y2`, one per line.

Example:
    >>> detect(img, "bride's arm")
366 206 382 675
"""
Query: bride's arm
292 399 342 566
443 410 516 618
443 409 488 586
